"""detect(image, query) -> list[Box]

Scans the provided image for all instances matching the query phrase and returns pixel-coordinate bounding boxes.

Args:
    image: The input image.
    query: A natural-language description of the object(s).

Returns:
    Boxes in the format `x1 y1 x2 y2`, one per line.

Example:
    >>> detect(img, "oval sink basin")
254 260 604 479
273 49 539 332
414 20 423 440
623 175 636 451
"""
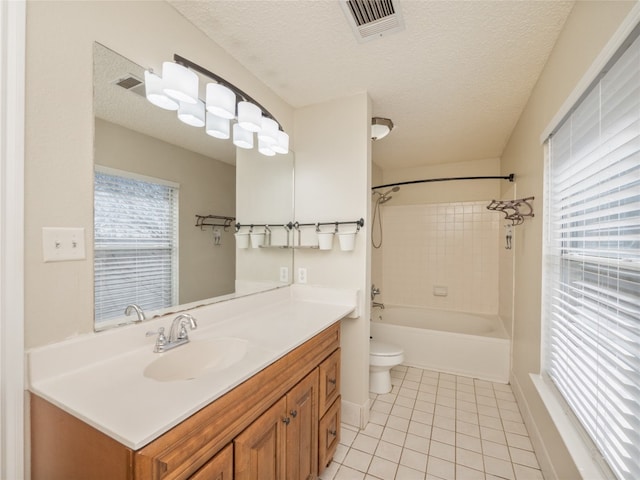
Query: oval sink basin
143 337 248 382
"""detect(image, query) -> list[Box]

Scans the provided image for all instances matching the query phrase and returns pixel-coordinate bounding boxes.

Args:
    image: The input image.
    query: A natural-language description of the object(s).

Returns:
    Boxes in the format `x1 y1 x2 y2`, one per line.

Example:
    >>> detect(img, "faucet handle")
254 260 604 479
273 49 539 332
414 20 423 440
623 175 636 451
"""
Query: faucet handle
146 327 167 352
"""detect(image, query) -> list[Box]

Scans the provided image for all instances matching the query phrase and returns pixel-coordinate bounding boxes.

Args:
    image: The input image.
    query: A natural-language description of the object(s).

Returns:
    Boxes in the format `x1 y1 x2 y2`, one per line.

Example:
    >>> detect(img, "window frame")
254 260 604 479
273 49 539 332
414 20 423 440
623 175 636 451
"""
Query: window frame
94 166 179 327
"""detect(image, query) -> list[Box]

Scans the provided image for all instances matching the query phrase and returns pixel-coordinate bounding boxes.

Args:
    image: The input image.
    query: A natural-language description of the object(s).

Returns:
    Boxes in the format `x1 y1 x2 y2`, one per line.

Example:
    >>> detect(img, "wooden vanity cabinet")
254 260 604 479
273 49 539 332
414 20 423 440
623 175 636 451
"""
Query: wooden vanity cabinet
31 322 341 480
189 443 233 480
318 349 342 474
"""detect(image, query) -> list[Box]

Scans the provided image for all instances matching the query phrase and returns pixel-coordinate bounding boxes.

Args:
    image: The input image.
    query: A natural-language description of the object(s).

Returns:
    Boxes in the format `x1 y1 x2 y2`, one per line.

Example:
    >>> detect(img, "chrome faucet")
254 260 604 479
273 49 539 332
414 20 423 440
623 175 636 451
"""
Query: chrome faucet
371 284 380 301
124 304 146 322
371 284 384 309
146 313 198 353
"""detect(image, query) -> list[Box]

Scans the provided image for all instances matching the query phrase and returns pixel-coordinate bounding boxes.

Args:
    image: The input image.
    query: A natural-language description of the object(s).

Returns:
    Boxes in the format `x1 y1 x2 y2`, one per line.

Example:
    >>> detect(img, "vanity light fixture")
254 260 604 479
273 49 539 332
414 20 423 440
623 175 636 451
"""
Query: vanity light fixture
144 54 289 156
371 117 394 141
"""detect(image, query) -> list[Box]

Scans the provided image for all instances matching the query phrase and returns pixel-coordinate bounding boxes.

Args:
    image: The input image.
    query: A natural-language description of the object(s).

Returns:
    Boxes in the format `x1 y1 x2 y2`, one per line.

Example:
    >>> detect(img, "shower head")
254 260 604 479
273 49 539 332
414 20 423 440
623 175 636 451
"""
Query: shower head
373 185 401 198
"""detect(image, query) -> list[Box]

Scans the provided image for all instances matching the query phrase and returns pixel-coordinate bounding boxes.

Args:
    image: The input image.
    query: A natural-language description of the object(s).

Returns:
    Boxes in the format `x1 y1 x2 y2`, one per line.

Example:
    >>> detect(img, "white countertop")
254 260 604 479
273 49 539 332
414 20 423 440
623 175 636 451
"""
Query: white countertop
27 285 357 450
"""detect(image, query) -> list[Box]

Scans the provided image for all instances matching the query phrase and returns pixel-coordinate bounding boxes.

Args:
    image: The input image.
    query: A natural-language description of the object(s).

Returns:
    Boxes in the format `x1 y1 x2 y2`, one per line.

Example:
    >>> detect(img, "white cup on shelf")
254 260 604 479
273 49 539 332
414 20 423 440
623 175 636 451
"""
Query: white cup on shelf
338 232 357 251
316 232 335 250
234 232 250 249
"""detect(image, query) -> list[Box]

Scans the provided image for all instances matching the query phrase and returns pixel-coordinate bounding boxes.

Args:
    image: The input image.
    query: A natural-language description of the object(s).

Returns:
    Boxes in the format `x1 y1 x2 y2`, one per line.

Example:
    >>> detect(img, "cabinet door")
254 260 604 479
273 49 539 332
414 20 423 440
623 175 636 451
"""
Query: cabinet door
286 369 319 480
234 397 287 480
318 349 341 416
189 443 233 480
318 396 341 474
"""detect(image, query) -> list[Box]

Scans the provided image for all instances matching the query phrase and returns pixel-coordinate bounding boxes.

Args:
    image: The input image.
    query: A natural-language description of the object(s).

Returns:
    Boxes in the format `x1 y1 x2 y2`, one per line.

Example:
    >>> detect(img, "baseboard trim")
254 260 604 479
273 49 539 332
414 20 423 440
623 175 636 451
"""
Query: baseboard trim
341 398 370 429
510 373 557 480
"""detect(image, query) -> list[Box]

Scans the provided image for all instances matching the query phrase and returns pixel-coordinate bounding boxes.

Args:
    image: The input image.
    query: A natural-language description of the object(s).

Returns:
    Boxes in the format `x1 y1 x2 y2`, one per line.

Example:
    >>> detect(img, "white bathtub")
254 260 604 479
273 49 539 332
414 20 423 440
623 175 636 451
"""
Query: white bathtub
370 305 510 383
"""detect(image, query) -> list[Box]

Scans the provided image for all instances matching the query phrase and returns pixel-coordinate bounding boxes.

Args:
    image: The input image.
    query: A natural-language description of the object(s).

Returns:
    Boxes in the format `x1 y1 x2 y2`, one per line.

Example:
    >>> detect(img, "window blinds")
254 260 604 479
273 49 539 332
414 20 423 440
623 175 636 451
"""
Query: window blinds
94 171 178 324
544 28 640 480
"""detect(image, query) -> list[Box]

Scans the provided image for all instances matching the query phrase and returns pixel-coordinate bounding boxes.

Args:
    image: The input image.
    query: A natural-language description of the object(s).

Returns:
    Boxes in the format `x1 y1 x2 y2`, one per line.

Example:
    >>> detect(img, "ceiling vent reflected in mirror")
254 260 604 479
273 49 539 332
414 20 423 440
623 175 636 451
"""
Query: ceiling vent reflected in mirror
113 74 146 98
340 0 405 43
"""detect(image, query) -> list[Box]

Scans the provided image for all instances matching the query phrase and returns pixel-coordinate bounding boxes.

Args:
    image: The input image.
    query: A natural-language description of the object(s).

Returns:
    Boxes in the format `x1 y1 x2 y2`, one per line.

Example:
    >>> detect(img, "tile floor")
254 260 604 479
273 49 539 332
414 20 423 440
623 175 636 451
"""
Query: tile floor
319 366 543 480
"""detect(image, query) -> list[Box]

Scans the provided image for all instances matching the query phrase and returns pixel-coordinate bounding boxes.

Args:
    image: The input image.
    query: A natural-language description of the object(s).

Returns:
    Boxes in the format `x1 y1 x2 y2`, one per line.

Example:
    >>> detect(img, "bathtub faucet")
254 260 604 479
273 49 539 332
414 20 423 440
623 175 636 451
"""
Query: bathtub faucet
371 284 381 301
372 301 385 310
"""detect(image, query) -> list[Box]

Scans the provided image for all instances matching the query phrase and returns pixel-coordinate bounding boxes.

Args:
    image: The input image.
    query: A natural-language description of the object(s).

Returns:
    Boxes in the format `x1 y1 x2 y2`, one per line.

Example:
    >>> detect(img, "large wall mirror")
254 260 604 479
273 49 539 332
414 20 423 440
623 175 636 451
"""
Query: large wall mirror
93 43 294 331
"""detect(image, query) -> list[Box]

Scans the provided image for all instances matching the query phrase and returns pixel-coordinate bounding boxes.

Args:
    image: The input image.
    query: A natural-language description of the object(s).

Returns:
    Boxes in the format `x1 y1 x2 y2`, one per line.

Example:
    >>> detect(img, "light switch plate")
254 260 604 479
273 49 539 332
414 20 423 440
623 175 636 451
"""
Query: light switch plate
42 227 86 262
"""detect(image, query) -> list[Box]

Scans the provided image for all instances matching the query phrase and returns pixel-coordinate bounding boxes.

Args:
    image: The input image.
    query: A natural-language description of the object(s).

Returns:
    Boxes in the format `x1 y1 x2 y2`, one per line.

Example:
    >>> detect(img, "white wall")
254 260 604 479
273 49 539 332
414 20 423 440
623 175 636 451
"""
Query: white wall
500 2 635 479
294 93 371 426
24 1 293 348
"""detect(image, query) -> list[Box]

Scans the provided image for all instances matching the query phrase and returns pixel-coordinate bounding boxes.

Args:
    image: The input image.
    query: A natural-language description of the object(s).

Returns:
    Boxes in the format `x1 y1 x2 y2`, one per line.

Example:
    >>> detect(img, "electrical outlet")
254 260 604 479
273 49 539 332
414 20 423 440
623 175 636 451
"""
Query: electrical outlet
297 267 307 284
279 266 289 283
42 227 86 262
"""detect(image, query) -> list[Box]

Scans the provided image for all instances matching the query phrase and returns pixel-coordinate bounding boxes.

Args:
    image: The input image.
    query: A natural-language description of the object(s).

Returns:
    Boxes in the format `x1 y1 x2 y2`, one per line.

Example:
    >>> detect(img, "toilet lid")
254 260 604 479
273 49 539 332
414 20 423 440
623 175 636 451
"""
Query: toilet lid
370 340 403 356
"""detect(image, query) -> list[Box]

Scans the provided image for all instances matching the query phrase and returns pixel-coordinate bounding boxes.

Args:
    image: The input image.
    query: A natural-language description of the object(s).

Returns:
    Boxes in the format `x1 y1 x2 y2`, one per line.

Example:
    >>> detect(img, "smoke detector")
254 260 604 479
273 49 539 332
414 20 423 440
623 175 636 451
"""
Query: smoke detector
340 0 405 43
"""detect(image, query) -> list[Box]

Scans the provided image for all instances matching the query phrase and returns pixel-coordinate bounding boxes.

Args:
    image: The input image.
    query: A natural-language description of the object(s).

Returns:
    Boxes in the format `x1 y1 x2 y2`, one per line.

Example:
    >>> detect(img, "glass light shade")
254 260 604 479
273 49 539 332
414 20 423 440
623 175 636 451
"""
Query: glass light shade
371 117 394 140
162 62 199 104
258 137 276 156
144 71 179 110
178 100 205 127
237 101 262 132
257 117 279 145
233 123 254 149
206 83 236 119
205 112 230 139
271 130 290 154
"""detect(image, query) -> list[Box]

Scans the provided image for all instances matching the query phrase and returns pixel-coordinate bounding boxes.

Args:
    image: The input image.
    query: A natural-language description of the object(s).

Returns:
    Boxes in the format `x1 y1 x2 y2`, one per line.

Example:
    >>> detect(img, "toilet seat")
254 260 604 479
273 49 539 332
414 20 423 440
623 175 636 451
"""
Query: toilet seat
370 340 403 357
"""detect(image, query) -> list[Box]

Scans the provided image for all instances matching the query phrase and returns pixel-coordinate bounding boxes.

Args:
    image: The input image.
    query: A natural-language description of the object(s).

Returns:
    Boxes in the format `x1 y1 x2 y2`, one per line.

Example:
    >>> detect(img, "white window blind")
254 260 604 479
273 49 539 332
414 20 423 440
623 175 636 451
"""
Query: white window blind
94 169 178 324
543 27 640 480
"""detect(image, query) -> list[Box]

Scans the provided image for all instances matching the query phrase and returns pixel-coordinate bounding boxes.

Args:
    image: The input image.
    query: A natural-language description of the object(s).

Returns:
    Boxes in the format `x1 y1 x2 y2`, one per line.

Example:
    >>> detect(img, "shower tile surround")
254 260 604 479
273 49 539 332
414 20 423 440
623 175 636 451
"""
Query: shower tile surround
380 201 500 314
321 366 542 480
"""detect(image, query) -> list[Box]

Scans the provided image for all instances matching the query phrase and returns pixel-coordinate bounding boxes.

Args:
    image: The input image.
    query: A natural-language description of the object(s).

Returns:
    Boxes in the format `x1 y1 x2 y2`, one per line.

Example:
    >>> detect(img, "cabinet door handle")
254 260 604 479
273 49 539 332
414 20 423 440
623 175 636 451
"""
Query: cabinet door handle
282 417 291 425
328 378 337 385
290 410 297 418
328 429 337 436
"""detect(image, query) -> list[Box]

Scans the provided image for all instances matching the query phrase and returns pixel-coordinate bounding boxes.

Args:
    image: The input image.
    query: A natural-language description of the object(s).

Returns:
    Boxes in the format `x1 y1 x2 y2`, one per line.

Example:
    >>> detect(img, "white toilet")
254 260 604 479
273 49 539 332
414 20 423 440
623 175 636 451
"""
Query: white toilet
369 340 405 394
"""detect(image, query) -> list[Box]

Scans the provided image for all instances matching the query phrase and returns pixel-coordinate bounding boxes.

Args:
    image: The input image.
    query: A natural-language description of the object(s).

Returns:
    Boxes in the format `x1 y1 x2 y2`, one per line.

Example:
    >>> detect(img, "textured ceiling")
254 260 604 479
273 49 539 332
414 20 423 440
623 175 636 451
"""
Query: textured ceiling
94 43 235 165
169 0 574 170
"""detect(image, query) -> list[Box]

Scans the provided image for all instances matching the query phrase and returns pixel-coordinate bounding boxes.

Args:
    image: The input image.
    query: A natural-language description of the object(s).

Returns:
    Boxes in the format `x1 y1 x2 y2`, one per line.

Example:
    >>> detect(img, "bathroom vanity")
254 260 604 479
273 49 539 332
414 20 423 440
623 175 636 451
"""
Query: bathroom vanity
28 286 356 480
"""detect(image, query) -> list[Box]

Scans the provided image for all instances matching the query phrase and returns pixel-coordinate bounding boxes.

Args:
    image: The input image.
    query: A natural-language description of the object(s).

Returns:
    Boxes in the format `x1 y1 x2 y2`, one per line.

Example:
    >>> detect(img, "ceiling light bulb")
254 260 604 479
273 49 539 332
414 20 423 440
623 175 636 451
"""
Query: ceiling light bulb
257 117 279 145
258 137 276 156
206 83 236 119
271 130 289 154
205 112 230 139
233 123 254 149
144 71 179 111
237 101 262 133
162 62 199 104
178 100 205 127
371 117 394 141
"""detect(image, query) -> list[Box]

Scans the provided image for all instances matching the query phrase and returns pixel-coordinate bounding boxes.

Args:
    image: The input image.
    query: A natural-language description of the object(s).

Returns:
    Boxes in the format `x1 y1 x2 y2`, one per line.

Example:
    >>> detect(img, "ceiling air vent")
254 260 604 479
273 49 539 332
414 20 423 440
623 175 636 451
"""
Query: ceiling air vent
113 75 146 98
340 0 405 43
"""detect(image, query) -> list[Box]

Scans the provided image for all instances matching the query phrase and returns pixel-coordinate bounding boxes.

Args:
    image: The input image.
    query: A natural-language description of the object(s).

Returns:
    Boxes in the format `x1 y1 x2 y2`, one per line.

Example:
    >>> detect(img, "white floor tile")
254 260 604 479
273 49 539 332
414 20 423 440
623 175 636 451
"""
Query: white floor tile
343 448 373 473
509 446 540 469
335 465 366 480
426 455 455 480
362 422 385 439
401 448 429 472
328 367 543 480
375 440 403 463
367 455 398 479
386 415 410 432
456 464 486 480
381 426 407 446
405 433 431 453
352 433 379 455
429 440 455 462
456 447 485 471
396 464 427 479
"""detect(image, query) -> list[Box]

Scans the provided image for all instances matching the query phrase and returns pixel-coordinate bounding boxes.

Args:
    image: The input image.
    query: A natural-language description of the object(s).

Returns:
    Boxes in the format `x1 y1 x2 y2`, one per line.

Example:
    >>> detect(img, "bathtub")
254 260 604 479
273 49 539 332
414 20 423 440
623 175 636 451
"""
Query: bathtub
370 305 510 383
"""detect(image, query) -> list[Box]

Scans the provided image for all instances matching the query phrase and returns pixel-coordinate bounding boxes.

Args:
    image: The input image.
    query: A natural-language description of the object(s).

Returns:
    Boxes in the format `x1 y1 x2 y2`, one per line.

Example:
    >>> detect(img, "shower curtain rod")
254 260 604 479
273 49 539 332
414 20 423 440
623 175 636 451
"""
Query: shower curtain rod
372 173 515 190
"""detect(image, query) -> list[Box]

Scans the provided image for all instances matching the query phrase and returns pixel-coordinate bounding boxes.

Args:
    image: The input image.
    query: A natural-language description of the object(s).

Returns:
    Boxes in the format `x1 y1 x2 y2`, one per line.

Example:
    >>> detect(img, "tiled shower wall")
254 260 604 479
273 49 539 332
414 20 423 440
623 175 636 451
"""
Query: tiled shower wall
380 201 500 314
